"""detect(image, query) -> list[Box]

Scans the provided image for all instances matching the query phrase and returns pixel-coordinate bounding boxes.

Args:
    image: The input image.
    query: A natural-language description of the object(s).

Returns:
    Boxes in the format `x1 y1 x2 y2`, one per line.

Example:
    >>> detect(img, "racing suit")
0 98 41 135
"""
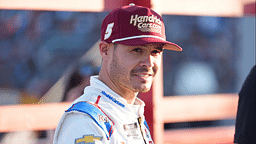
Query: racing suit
53 76 154 144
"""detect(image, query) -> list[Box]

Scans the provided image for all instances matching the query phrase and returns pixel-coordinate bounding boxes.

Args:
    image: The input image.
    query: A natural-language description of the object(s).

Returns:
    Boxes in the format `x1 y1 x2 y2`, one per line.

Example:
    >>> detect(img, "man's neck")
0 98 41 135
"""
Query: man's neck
98 69 138 105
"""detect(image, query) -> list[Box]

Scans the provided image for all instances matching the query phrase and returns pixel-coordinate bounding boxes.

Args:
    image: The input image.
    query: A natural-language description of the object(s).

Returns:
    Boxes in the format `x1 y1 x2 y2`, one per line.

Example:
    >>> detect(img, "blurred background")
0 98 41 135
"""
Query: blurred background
1 10 255 104
0 0 255 143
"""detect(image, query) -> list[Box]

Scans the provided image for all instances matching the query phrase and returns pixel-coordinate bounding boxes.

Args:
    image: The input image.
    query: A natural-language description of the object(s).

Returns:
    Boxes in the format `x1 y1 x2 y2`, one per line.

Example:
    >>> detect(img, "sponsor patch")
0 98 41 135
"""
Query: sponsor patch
123 123 141 140
75 135 103 144
98 114 109 123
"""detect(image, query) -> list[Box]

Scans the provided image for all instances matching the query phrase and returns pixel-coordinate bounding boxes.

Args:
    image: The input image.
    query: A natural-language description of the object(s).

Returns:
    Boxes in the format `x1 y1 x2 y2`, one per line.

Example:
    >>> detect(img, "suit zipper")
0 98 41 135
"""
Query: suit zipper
138 117 147 144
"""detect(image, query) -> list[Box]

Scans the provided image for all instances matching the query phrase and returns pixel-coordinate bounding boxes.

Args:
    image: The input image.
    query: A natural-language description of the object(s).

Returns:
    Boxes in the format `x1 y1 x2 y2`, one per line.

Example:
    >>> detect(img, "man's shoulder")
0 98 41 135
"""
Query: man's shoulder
54 112 106 144
65 101 114 140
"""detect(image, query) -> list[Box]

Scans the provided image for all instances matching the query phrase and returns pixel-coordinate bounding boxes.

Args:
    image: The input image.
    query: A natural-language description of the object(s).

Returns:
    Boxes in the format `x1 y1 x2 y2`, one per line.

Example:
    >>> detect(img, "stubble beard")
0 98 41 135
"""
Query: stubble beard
109 53 153 93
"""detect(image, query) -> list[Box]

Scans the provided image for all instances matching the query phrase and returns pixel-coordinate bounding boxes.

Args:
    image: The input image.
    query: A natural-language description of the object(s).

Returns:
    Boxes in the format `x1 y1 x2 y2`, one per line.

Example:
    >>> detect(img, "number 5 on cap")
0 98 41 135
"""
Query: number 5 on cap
104 22 114 40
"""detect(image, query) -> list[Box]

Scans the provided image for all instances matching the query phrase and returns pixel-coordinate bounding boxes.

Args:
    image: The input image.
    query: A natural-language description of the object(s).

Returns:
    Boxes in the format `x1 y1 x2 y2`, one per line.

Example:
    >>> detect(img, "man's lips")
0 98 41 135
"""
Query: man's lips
133 73 153 77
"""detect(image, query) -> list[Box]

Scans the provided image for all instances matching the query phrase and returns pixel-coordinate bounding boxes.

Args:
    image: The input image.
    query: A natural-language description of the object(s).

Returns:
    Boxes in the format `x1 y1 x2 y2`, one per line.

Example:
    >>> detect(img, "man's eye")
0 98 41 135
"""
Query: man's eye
132 48 142 53
151 50 161 55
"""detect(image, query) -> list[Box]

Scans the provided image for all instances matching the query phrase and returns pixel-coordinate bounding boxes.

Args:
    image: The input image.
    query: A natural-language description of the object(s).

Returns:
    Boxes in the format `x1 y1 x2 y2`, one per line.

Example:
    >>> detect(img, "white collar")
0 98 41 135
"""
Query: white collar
90 75 145 116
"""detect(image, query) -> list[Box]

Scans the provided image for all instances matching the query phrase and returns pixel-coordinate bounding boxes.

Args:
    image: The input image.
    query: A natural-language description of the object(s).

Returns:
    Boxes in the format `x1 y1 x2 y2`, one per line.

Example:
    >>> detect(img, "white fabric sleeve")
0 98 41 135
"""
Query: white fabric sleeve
55 112 109 144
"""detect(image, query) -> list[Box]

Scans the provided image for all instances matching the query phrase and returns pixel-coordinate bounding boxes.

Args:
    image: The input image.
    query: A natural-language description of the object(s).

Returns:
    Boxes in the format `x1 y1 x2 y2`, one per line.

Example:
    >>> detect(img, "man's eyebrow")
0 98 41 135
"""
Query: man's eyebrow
156 47 163 51
155 44 164 51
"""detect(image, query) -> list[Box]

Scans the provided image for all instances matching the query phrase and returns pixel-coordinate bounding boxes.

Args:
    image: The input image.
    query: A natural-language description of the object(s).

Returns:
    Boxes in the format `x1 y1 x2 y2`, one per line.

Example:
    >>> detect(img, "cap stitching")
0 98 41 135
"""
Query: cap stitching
112 35 166 43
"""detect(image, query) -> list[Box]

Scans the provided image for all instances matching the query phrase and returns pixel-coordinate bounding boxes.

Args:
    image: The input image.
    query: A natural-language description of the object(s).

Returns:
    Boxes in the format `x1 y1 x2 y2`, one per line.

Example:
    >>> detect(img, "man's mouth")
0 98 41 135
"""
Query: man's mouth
133 73 153 77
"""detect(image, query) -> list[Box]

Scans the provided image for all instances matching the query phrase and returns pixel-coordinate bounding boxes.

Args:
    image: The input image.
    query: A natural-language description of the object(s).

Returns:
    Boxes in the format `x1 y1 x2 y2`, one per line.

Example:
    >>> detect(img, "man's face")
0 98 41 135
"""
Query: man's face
107 43 163 93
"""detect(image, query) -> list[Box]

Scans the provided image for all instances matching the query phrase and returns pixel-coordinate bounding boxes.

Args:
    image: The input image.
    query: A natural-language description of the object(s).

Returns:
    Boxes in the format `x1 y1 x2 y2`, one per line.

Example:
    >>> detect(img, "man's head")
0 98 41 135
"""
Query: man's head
101 3 182 51
100 42 163 94
98 4 182 96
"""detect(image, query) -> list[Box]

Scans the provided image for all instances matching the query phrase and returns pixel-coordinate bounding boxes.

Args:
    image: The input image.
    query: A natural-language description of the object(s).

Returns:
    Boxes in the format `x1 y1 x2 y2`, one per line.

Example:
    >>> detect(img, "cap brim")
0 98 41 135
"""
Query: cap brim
113 37 182 51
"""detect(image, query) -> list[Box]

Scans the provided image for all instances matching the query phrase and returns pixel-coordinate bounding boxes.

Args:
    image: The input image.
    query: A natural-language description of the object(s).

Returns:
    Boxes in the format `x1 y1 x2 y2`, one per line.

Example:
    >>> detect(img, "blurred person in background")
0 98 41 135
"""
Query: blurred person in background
54 4 182 144
234 65 256 144
62 62 95 102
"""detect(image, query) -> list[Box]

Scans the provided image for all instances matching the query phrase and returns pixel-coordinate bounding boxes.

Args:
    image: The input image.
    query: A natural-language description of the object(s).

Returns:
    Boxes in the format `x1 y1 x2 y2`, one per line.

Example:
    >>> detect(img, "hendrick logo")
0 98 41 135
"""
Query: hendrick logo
130 14 162 33
101 91 125 107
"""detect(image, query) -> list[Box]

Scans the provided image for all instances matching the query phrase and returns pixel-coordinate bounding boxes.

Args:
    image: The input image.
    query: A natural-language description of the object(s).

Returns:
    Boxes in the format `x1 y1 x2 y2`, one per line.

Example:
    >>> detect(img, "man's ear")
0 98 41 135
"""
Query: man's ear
99 41 111 60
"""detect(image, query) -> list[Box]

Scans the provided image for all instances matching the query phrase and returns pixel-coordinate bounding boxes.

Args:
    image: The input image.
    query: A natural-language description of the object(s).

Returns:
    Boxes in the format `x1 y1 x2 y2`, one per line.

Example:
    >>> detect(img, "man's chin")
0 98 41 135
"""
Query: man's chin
140 88 151 93
136 84 152 93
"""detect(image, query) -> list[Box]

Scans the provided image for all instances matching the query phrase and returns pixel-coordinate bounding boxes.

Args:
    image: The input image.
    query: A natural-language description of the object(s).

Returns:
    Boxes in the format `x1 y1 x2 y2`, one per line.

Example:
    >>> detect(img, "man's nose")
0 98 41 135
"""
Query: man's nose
140 55 154 68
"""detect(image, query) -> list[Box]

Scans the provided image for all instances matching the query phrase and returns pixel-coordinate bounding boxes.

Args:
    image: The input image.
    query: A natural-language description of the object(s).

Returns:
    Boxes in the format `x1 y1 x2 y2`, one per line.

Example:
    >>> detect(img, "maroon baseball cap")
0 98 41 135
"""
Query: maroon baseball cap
101 3 182 51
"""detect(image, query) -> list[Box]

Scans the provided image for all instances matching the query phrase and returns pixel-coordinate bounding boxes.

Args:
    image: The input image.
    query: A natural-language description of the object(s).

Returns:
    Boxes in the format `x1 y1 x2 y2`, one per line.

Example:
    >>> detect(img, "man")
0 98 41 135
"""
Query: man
234 65 256 144
54 3 182 144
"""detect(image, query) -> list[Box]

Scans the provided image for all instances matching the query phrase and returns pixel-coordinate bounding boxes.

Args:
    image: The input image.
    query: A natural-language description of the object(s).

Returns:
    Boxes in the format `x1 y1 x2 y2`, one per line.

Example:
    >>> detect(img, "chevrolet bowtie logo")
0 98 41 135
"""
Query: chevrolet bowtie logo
75 135 102 144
